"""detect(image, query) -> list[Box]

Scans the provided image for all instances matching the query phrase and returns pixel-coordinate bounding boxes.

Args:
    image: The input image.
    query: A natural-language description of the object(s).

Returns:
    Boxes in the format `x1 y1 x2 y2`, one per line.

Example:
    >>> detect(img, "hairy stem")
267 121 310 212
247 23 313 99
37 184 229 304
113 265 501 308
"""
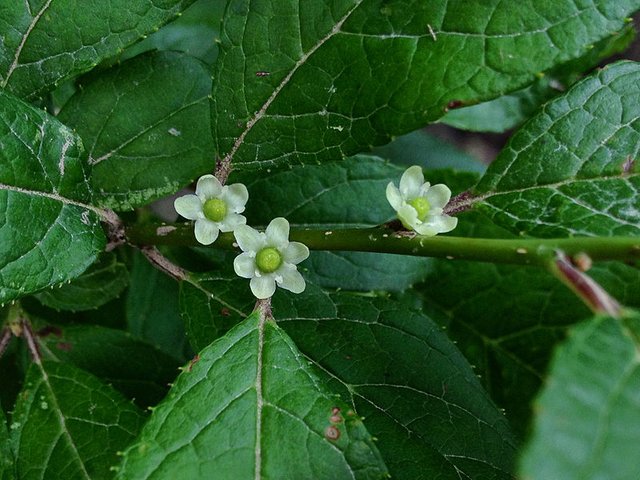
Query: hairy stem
140 245 188 281
126 222 640 266
21 319 42 364
548 252 621 316
0 328 12 359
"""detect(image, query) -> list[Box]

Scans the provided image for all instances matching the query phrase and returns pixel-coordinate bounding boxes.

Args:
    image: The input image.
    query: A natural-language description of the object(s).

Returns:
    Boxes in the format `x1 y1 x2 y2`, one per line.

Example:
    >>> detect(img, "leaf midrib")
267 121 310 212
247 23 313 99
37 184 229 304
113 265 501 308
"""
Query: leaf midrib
37 363 92 480
89 97 207 165
1 0 54 88
462 172 640 211
221 0 364 166
0 183 102 215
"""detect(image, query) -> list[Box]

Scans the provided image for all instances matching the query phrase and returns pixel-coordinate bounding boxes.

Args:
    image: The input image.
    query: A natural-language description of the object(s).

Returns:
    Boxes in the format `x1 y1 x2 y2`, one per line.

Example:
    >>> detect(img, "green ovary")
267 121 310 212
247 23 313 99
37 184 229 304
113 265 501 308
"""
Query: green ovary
408 197 430 221
256 247 283 273
203 198 227 222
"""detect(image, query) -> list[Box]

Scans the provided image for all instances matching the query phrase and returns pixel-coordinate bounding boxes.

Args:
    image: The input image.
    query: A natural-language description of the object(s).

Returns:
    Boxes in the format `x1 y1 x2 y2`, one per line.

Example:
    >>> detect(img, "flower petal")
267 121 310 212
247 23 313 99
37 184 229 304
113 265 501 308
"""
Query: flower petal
282 242 309 264
425 184 452 209
385 182 403 210
222 183 249 213
276 264 306 294
397 204 419 231
250 275 276 299
194 219 220 245
233 252 256 278
174 194 203 220
195 174 222 200
234 225 265 252
219 213 247 232
416 214 458 236
430 214 458 234
399 165 424 198
265 217 289 248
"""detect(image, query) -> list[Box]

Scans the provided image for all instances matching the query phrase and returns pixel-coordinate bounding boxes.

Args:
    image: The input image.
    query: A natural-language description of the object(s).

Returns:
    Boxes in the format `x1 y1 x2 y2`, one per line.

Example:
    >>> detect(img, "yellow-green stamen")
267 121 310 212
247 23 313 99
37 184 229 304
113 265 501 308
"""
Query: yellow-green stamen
408 197 430 221
256 247 283 273
203 198 227 222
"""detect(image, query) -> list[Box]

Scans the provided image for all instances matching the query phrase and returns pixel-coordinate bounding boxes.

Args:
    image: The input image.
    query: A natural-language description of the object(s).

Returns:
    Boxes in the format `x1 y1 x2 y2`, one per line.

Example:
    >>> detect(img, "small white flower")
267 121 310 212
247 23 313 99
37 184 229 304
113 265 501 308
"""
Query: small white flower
174 174 249 245
233 217 309 299
386 165 458 236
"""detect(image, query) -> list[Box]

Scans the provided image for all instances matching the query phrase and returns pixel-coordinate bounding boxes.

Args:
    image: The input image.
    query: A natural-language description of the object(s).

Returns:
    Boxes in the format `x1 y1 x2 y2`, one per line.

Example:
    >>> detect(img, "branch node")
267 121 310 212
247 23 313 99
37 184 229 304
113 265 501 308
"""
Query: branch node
101 209 126 251
215 157 233 186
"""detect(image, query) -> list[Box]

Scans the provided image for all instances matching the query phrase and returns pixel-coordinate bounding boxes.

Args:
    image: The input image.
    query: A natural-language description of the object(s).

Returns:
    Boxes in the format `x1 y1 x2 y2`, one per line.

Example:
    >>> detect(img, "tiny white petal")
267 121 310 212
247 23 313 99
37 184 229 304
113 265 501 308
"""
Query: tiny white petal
277 264 306 294
425 184 452 209
413 223 438 236
222 183 249 213
265 217 289 248
397 204 419 229
234 253 256 278
426 214 458 234
385 183 403 210
174 195 203 220
194 219 220 245
399 165 424 198
195 174 222 200
219 213 247 232
418 181 431 197
250 275 277 299
234 224 265 252
282 242 309 264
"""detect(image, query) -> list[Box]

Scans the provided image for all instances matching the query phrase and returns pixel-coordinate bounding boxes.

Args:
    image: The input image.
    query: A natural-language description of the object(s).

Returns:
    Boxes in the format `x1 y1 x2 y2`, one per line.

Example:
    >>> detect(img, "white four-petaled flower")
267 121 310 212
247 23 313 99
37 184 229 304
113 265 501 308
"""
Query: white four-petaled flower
233 217 309 299
174 174 249 245
386 165 458 236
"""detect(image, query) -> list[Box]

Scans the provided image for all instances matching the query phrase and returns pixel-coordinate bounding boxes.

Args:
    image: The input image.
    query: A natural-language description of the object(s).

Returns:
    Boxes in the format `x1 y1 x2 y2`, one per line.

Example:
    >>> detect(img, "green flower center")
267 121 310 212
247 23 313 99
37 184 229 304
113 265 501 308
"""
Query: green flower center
256 247 283 273
408 197 430 221
203 198 227 222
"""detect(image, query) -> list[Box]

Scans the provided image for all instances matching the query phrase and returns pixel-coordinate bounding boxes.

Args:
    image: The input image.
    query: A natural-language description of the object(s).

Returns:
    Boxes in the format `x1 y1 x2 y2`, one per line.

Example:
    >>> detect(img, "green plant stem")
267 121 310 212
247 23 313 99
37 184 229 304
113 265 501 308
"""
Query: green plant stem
125 223 640 266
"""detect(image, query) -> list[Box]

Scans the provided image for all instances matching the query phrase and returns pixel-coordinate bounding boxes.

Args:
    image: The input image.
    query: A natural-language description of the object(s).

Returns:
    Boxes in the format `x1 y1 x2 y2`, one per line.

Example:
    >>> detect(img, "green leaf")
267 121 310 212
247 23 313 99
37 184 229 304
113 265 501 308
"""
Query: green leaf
416 211 640 436
38 325 180 407
212 0 640 169
0 410 14 480
373 129 486 172
519 311 640 480
35 253 128 312
234 155 434 291
419 256 640 437
0 0 197 99
234 154 476 229
302 251 432 292
181 280 517 479
439 78 557 134
0 91 105 304
122 0 225 65
179 274 255 352
180 276 337 352
280 293 517 479
10 361 145 480
117 311 389 479
440 24 637 133
474 61 640 237
234 155 400 228
58 51 213 210
127 252 188 360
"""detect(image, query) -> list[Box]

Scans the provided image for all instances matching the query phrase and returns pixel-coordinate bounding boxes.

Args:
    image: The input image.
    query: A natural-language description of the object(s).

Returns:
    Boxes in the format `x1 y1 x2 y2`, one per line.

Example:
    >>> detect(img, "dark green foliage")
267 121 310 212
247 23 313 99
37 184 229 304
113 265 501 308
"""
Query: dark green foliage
0 2 639 479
